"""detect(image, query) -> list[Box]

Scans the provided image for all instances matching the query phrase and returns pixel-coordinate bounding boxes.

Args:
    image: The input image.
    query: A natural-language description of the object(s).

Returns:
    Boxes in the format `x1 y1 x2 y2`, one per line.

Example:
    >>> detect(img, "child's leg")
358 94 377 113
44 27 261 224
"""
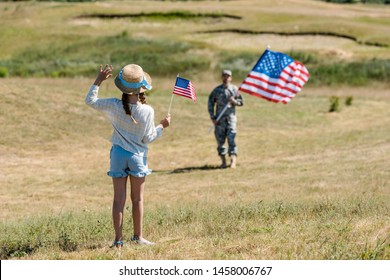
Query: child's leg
112 177 128 243
130 175 145 238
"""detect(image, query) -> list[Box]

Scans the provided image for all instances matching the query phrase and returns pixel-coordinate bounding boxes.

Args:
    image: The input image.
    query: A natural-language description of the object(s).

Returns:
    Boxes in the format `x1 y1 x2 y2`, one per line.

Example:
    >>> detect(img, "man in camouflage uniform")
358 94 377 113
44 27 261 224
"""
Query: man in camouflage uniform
208 70 244 168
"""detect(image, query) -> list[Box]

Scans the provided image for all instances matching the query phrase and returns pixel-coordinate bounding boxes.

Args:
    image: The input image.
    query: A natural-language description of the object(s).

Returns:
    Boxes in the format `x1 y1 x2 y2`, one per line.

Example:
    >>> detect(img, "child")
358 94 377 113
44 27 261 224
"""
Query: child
85 64 170 247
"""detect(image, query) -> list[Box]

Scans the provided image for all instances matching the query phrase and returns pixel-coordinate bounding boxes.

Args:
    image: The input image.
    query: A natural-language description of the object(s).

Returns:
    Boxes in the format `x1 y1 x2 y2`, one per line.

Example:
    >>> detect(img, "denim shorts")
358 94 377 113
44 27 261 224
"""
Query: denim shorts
107 145 152 178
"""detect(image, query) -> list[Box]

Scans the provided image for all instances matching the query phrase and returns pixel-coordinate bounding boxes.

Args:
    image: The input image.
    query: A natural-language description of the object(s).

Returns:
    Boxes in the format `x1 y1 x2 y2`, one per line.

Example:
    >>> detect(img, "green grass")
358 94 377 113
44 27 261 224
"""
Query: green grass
3 42 389 87
2 199 389 259
308 58 390 86
0 0 389 85
0 33 209 78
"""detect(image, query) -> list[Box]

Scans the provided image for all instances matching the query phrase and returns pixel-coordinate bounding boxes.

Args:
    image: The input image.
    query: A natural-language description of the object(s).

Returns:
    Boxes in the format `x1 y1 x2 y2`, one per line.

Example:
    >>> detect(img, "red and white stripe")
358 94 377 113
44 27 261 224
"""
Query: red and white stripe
173 82 197 102
239 61 309 104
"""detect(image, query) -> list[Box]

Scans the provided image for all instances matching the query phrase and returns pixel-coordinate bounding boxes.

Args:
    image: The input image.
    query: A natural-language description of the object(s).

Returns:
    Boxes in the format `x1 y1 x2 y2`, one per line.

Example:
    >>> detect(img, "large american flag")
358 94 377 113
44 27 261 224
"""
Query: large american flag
173 76 196 102
239 49 309 104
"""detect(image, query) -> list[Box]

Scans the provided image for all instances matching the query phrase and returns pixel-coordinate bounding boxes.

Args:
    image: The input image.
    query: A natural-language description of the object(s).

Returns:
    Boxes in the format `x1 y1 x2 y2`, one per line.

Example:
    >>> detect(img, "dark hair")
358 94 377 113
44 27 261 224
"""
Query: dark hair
139 92 147 105
121 93 148 124
121 93 132 116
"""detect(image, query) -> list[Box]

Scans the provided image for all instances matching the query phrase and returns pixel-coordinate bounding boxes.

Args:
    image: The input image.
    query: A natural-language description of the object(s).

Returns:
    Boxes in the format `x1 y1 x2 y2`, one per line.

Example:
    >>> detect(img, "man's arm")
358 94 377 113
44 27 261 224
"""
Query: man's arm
208 90 217 119
208 90 219 125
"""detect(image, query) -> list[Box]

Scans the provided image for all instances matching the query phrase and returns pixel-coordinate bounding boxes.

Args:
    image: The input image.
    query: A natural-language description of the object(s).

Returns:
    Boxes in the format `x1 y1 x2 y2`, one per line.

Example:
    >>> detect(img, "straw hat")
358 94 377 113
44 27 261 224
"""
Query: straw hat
114 64 152 94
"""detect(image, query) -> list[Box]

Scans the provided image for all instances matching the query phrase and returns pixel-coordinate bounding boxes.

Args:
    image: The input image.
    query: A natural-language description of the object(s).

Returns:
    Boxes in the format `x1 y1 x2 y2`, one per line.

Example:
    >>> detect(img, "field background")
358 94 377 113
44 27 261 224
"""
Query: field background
0 0 389 260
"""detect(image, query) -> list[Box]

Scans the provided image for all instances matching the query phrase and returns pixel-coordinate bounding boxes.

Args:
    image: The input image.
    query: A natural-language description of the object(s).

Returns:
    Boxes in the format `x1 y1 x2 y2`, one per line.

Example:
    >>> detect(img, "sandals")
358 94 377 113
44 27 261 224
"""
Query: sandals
131 235 155 245
110 235 155 248
110 240 124 248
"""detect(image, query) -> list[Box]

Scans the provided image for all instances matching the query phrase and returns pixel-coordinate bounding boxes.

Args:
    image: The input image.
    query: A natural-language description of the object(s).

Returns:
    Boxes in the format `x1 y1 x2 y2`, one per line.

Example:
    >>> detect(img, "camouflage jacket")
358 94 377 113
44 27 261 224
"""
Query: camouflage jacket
208 83 244 121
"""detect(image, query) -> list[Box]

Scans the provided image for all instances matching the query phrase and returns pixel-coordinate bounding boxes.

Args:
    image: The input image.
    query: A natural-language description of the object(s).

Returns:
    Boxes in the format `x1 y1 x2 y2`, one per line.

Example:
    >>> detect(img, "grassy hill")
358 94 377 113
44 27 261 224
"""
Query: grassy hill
0 0 389 83
0 0 389 259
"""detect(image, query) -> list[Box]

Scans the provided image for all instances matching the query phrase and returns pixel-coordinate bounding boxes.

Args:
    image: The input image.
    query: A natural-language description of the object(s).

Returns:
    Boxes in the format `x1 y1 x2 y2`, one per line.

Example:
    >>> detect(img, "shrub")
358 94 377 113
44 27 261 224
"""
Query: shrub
329 96 340 112
345 96 354 106
0 67 8 78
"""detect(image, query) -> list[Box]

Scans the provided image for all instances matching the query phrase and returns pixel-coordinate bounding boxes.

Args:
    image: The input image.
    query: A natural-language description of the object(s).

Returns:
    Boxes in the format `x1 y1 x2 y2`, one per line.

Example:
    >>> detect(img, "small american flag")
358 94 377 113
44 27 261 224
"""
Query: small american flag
173 77 196 102
239 49 309 104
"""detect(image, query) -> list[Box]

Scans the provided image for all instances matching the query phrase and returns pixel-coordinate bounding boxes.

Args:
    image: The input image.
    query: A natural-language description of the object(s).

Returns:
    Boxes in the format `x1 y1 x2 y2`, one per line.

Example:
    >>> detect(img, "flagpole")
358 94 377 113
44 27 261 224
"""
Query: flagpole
208 103 230 133
167 93 174 115
168 74 179 115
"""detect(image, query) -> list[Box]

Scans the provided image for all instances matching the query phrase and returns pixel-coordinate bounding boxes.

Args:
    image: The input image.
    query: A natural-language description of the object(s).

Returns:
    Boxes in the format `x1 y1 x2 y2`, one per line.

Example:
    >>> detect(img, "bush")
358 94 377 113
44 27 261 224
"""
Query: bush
329 96 340 112
0 67 8 78
345 96 354 106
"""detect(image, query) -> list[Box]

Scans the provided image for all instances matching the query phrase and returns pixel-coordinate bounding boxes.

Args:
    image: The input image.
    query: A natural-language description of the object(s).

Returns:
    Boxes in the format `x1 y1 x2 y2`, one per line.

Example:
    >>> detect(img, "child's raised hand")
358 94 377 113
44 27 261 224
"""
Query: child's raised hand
94 64 113 86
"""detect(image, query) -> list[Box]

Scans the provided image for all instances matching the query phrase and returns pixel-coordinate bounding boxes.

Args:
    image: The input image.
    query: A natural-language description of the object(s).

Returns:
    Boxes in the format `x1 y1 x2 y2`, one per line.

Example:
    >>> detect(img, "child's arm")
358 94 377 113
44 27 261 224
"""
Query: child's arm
85 64 115 112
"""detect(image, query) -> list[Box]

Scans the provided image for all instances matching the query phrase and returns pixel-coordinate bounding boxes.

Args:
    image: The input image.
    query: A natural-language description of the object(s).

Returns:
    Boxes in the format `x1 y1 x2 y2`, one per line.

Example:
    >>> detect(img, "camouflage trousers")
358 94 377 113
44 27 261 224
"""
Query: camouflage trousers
214 115 237 156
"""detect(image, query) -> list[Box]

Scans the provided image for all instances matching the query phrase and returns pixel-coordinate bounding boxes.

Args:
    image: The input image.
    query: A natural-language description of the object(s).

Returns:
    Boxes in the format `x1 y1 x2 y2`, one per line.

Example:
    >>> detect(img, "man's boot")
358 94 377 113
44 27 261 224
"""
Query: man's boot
230 155 237 168
220 155 227 168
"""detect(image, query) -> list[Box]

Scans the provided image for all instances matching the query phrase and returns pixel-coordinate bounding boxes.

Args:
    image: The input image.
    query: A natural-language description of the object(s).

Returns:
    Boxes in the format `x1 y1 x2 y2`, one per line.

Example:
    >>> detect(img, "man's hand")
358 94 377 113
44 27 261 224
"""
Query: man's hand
94 64 113 86
212 119 218 126
229 96 236 105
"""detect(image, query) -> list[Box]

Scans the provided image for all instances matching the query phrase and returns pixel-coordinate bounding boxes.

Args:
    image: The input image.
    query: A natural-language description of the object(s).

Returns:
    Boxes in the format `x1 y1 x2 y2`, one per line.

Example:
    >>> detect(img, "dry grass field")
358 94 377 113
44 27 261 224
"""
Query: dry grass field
0 0 389 260
1 78 389 259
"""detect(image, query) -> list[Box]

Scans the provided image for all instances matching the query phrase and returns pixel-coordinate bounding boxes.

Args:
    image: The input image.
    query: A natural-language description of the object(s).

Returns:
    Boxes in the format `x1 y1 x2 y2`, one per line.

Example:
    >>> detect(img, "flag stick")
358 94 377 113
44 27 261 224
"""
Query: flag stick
208 103 230 133
167 93 174 115
168 74 179 115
